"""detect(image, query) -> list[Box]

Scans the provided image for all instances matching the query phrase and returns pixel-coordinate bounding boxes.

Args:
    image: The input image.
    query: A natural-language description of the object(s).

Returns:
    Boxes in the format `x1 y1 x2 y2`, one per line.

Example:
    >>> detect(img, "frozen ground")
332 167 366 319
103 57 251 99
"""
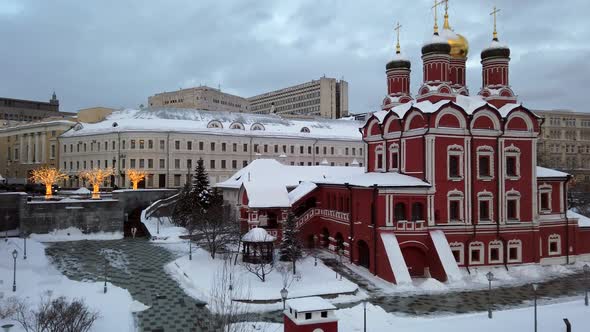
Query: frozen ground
165 247 365 313
29 226 123 242
141 209 186 243
0 238 142 331
239 298 590 331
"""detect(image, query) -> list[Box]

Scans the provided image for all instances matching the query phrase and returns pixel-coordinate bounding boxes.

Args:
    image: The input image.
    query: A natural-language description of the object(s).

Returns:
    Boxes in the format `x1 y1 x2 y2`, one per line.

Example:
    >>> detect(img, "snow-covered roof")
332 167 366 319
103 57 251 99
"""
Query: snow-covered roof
316 172 431 188
286 296 336 312
537 166 569 178
288 182 317 205
243 180 290 208
217 159 365 190
567 210 590 228
242 227 276 242
60 107 363 141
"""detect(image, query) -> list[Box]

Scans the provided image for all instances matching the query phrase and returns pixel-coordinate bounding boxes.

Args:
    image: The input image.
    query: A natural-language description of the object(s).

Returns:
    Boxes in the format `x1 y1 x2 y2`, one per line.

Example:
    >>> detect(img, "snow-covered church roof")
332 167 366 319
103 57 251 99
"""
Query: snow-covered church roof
242 227 276 242
61 107 363 141
536 166 569 178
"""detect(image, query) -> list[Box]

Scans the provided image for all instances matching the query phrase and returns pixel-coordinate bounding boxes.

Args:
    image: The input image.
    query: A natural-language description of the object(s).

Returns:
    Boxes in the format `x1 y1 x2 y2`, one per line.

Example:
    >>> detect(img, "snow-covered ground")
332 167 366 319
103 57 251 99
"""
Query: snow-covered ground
239 298 590 331
165 248 364 313
141 209 186 243
0 238 143 331
29 226 123 242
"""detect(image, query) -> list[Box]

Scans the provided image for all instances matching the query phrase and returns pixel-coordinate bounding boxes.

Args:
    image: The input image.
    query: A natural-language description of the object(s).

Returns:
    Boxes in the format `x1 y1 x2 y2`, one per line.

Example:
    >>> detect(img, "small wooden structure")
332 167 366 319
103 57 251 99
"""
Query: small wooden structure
242 227 276 264
284 296 338 332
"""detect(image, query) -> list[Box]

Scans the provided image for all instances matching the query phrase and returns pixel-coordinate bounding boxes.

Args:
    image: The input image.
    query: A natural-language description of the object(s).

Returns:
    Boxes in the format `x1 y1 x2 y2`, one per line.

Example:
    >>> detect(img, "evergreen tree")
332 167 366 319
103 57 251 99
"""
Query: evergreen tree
172 181 192 227
279 212 303 274
191 158 211 209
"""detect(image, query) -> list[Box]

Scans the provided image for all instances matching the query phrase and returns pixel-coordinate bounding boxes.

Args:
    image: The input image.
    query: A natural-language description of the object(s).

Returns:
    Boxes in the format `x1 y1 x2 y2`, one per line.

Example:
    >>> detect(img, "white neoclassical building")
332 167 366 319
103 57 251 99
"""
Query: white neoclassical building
59 107 364 189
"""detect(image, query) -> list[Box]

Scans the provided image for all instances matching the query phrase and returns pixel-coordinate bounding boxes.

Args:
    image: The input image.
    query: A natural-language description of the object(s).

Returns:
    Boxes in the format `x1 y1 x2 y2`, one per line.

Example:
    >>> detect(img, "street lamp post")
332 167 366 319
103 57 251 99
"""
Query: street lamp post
4 216 9 241
189 238 192 261
532 283 539 332
280 287 288 310
584 264 590 306
12 249 18 292
103 257 108 294
363 301 367 332
23 235 27 260
486 271 494 319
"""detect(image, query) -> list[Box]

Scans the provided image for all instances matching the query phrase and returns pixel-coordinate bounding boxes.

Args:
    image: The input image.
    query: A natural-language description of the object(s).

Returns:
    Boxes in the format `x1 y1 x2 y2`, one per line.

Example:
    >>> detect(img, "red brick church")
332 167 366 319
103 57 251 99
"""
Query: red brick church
219 5 590 284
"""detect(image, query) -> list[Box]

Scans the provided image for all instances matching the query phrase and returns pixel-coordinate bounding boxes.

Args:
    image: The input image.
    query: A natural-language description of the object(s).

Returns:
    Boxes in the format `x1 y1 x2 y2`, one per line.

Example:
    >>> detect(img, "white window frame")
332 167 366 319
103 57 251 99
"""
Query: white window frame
375 144 385 172
507 239 522 263
538 184 552 214
450 242 464 265
476 146 494 180
548 234 561 256
447 145 464 180
469 241 484 265
389 143 400 171
488 240 503 264
505 189 521 222
477 191 494 224
447 190 464 223
504 145 521 180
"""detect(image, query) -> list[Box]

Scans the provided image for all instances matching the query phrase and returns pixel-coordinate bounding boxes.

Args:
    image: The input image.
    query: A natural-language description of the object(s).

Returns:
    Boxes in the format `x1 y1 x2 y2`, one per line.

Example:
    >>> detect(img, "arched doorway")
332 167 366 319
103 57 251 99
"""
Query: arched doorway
401 245 428 277
321 228 330 248
357 240 370 269
335 233 344 253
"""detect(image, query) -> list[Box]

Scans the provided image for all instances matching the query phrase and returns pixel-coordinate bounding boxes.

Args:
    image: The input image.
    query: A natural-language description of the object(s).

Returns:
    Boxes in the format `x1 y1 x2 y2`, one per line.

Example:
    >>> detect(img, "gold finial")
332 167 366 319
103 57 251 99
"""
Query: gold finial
443 0 451 30
490 6 501 41
432 0 444 34
394 22 402 54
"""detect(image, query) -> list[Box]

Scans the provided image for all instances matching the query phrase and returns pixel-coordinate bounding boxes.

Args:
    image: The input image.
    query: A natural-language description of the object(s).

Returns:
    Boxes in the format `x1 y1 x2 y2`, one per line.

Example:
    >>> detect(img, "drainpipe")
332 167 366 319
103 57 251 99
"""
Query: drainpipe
372 184 378 276
117 131 121 187
564 175 572 264
493 129 509 271
166 132 170 188
346 182 353 263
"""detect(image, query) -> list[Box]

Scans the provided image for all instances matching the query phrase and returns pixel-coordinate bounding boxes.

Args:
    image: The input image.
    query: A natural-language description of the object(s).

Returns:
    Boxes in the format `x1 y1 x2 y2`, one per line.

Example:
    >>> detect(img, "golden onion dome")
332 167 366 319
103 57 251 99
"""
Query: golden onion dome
447 33 469 58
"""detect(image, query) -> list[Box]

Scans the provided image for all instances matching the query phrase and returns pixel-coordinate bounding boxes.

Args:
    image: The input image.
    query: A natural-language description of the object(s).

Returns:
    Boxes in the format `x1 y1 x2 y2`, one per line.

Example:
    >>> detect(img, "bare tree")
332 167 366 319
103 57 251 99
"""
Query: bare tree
4 294 99 332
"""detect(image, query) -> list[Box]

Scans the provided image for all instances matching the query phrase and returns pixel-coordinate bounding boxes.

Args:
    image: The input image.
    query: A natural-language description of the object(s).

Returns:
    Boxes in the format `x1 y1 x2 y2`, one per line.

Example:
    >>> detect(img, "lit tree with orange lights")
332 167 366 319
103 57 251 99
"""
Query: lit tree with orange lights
29 167 68 199
79 168 114 199
127 169 147 190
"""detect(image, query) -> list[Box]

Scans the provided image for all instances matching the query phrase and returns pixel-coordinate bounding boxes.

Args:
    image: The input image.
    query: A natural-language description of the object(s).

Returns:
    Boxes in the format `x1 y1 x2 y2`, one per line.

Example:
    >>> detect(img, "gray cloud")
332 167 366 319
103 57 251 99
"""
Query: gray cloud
0 0 588 113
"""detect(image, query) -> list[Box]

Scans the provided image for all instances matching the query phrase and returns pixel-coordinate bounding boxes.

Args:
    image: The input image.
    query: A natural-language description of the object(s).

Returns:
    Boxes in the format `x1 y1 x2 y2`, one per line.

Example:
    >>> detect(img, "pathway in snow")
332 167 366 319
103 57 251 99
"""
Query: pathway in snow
45 239 216 331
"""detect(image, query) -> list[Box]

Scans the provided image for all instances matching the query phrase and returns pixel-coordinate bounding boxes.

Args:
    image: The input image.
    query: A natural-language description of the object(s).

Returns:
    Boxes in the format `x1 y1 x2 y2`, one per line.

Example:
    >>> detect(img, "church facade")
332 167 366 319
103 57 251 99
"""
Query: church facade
224 5 590 284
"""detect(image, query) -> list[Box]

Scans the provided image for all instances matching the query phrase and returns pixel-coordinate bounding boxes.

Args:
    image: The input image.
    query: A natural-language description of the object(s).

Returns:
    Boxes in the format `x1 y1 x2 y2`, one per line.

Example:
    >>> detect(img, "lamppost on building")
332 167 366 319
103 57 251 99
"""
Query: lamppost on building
363 301 367 332
12 249 18 292
486 271 494 319
280 287 288 310
584 264 590 306
532 283 539 332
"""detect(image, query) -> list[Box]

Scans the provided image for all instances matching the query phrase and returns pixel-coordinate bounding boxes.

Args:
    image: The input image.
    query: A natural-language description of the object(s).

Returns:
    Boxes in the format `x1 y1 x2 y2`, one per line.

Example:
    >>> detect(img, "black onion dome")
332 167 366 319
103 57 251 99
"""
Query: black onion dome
386 58 411 70
421 40 451 56
481 46 510 59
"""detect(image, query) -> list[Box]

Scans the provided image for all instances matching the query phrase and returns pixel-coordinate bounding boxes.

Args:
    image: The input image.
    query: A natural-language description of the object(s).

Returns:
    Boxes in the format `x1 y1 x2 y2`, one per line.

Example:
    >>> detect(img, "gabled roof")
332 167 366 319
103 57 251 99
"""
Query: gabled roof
537 166 569 178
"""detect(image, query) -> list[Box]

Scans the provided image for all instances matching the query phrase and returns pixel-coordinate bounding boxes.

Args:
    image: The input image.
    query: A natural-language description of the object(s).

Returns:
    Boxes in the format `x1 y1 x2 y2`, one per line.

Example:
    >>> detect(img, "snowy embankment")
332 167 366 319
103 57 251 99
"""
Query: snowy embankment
30 226 123 242
0 238 143 331
239 299 590 331
141 202 186 243
165 248 364 312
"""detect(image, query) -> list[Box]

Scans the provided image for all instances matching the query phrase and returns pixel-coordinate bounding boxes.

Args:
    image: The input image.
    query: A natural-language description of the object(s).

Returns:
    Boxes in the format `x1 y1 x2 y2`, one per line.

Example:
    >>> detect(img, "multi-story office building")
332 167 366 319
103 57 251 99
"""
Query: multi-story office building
148 86 249 113
535 109 590 185
0 93 75 125
248 77 349 119
59 107 364 189
0 119 76 184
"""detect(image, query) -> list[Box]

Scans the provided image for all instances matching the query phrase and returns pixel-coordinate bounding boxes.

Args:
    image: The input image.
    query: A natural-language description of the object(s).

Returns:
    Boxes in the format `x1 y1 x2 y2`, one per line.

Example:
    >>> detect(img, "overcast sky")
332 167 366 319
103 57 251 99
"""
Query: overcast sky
0 0 588 114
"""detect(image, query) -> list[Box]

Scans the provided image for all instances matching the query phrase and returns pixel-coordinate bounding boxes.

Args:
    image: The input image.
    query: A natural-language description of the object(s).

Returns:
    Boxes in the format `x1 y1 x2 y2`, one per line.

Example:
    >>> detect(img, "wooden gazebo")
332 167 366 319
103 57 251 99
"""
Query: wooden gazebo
242 227 276 264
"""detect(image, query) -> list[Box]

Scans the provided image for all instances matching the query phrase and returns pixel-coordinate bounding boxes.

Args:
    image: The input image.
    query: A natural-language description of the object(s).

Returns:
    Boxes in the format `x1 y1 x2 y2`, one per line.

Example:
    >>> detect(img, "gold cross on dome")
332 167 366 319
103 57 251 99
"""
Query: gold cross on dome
394 22 402 53
432 0 445 34
490 6 501 40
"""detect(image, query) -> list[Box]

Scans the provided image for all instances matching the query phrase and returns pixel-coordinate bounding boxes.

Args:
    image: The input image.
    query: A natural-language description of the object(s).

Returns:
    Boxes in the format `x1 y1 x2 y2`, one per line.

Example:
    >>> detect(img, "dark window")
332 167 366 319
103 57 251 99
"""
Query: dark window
549 241 558 253
509 247 518 260
479 200 490 221
490 248 499 261
233 143 237 152
452 249 461 263
305 313 312 320
449 155 460 178
187 141 192 150
394 203 406 220
274 145 278 153
377 153 383 170
479 155 490 177
232 160 237 169
221 160 226 169
300 146 304 154
199 142 204 150
450 200 460 221
321 311 328 318
411 202 423 221
222 143 226 152
507 199 518 220
243 160 248 167
506 156 517 176
471 249 480 262
211 142 215 151
391 152 399 169
210 160 215 169
243 143 248 152
541 192 550 210
264 145 268 153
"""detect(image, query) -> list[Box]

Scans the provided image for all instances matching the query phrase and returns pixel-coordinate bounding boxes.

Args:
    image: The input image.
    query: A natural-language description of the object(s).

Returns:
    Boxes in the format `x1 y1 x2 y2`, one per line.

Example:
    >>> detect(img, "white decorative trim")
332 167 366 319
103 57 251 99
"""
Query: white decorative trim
388 143 400 171
504 144 521 180
469 241 484 265
447 144 464 180
506 112 534 132
538 183 552 214
447 190 464 223
488 240 503 264
404 111 426 132
450 242 464 265
548 234 561 256
471 110 501 131
477 191 494 224
476 145 494 180
375 144 385 172
507 239 522 263
435 107 467 129
505 189 521 222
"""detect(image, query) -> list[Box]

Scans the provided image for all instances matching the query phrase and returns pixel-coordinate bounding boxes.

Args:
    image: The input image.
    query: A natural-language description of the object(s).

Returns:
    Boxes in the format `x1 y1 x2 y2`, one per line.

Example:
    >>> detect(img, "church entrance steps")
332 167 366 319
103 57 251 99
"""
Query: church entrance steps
381 233 412 284
429 230 462 281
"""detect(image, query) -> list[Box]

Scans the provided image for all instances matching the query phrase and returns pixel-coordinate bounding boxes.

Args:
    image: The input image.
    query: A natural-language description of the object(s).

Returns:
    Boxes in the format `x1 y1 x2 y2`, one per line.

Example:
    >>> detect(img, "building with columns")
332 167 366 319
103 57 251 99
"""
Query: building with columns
0 119 76 184
58 107 364 189
230 4 590 285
